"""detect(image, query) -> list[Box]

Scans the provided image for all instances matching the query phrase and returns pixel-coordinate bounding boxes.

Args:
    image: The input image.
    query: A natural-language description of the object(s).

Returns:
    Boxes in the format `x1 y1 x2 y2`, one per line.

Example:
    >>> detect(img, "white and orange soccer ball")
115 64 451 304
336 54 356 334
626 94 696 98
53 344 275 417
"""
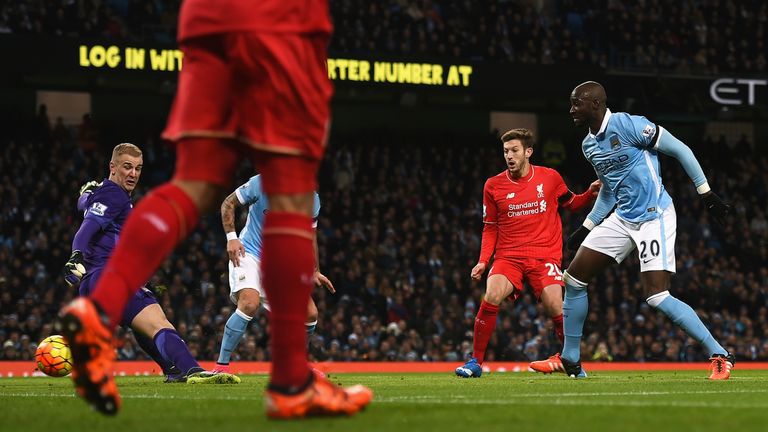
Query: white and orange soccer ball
34 335 73 377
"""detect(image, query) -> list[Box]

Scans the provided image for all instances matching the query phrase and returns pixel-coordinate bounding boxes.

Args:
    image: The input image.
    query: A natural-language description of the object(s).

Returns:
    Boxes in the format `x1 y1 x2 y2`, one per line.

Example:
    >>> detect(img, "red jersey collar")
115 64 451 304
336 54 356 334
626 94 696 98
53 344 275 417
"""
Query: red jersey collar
506 165 535 184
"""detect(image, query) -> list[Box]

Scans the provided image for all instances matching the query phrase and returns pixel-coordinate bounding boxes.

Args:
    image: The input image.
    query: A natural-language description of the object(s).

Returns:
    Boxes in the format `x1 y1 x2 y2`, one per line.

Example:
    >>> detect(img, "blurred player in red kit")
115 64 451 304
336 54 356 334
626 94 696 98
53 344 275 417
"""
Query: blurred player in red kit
58 0 372 418
455 128 599 378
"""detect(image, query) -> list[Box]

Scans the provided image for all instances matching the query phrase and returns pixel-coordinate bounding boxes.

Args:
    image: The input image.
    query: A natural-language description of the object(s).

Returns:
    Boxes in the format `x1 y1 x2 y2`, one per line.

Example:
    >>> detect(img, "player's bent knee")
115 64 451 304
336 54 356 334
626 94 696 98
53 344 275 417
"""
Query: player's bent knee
253 152 320 196
646 290 670 308
171 179 226 214
237 290 261 316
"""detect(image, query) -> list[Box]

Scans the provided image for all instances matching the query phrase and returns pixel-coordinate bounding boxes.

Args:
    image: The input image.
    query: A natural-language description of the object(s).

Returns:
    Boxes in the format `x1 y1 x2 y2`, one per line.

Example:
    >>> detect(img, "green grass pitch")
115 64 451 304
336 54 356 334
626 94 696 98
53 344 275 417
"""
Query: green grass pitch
1 371 767 432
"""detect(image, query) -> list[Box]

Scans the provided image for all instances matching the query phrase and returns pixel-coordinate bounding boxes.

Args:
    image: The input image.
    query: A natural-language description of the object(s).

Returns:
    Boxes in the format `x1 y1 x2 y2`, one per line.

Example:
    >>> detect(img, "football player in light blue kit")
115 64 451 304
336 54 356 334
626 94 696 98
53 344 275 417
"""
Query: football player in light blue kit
213 174 334 373
561 81 734 380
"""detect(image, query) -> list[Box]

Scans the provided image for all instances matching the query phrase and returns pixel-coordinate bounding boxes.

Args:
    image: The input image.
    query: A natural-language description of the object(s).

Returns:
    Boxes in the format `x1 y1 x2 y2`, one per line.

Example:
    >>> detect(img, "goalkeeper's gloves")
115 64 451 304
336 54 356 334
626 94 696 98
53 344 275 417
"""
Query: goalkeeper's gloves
567 225 591 251
79 180 101 196
701 191 730 226
63 250 87 288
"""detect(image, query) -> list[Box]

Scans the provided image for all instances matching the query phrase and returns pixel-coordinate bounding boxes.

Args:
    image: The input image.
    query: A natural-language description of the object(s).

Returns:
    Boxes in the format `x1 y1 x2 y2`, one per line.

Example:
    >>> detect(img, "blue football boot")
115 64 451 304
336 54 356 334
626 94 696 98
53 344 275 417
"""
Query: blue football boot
455 358 483 378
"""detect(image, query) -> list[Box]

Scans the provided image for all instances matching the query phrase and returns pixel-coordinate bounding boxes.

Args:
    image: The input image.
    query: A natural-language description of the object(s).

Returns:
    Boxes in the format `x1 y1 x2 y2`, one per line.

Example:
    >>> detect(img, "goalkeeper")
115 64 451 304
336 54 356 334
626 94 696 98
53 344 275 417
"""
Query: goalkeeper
65 143 239 384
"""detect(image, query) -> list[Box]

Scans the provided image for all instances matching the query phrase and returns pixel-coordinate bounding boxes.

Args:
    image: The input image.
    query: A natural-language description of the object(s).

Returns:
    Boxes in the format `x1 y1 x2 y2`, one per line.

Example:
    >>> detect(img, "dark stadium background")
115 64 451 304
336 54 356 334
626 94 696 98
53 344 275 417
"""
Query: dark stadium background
1 0 767 369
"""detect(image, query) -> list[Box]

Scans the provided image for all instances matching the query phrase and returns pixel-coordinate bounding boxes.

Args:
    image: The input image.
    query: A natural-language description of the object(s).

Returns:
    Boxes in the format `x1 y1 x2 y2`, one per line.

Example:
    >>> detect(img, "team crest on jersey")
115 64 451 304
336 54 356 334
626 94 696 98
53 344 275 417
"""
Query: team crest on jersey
506 192 515 199
610 135 621 149
536 184 544 198
90 202 108 216
642 124 655 138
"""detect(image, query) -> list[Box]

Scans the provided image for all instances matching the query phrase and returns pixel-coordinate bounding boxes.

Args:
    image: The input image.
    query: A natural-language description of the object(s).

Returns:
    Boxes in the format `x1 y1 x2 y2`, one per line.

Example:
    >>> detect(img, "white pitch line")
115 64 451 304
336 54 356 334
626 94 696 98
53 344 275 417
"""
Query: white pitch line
374 397 768 409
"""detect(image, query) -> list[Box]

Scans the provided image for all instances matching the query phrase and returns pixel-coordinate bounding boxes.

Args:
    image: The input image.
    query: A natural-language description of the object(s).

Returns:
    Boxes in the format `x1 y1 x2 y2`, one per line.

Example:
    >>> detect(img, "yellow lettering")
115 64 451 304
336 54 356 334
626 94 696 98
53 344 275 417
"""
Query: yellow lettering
373 62 386 82
125 47 145 70
336 59 348 80
105 46 120 68
358 60 370 81
411 64 421 84
430 64 443 85
327 59 337 80
172 50 183 71
79 45 90 67
88 45 106 68
458 65 472 86
447 65 460 86
348 59 359 81
150 49 168 70
396 63 410 83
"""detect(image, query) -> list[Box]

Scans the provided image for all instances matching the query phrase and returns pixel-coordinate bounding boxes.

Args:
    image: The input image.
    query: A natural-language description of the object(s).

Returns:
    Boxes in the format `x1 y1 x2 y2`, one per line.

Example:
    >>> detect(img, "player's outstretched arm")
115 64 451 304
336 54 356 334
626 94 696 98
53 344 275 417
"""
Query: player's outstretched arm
77 180 101 212
567 184 615 251
560 179 601 212
654 128 731 225
64 219 100 287
221 191 246 267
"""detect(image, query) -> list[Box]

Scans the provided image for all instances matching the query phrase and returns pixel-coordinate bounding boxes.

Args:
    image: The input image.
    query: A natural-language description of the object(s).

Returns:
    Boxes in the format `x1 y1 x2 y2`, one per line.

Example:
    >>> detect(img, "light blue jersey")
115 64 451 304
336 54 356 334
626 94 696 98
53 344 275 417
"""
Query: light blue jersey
234 175 321 258
582 109 672 224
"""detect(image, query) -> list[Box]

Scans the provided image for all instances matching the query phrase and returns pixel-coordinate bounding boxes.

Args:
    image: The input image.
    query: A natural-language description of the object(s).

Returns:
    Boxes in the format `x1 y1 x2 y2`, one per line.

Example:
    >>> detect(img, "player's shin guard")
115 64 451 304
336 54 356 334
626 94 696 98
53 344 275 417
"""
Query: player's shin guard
218 308 253 365
135 332 176 375
154 328 200 375
91 183 199 328
472 300 499 364
562 272 588 364
551 313 565 346
261 212 315 391
647 291 727 357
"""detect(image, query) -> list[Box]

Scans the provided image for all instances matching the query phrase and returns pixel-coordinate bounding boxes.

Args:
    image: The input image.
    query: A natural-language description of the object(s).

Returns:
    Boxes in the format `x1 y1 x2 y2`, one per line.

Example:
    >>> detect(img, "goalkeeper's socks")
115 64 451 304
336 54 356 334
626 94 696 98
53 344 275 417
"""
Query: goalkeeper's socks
135 331 175 374
472 300 499 364
217 309 253 365
551 313 565 346
154 328 200 375
261 212 315 389
648 291 727 356
91 183 199 328
562 272 589 364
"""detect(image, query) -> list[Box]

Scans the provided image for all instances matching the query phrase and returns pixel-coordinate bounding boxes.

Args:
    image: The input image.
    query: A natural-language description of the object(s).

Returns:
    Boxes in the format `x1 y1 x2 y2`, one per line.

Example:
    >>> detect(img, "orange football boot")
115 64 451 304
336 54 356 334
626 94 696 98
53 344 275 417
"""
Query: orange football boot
265 373 373 419
529 352 566 374
708 353 734 380
59 297 121 415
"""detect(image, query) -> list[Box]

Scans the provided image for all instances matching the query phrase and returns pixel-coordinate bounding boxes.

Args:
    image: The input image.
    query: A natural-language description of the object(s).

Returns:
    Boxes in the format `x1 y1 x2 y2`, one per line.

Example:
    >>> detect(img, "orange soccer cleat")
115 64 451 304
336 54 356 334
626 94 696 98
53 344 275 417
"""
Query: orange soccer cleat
58 297 121 415
529 352 566 374
265 373 373 419
708 353 735 380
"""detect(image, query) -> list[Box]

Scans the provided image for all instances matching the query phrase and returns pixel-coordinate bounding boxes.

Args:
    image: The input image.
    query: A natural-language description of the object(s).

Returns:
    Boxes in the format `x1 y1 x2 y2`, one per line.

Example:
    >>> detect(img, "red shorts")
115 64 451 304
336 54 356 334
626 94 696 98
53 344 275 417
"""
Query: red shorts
163 32 332 193
488 257 564 301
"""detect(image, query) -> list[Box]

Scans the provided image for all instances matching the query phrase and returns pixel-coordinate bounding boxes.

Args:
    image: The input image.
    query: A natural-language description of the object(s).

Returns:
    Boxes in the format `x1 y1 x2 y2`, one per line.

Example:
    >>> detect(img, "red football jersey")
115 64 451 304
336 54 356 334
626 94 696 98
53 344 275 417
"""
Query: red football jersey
179 0 333 41
481 165 570 261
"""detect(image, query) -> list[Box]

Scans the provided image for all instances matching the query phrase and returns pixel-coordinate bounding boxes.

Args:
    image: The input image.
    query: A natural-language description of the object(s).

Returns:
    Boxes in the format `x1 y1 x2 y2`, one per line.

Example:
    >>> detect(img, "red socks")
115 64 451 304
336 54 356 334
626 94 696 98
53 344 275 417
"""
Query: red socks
552 313 565 346
261 211 315 389
472 300 499 364
92 183 198 328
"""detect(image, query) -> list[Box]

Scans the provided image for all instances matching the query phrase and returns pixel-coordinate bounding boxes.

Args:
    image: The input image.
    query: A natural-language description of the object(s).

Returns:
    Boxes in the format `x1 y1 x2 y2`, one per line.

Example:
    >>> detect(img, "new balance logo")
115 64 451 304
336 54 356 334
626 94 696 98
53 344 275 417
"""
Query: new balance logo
506 192 515 199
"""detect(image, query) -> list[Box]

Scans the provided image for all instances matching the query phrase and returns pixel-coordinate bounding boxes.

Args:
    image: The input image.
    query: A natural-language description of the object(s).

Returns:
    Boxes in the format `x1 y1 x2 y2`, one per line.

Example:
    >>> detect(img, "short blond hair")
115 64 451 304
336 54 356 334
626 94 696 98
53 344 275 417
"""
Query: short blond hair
111 143 142 161
501 128 534 149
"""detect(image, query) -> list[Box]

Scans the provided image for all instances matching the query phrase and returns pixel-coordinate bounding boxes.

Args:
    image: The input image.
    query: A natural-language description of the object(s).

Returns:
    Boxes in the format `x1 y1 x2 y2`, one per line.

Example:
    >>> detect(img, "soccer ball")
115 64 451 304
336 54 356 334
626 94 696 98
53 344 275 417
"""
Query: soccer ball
35 335 73 377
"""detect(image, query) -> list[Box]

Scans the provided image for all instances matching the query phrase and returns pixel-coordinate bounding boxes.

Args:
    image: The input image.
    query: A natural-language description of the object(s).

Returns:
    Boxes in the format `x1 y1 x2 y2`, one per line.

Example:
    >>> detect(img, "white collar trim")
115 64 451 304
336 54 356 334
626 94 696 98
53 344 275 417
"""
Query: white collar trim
589 108 612 137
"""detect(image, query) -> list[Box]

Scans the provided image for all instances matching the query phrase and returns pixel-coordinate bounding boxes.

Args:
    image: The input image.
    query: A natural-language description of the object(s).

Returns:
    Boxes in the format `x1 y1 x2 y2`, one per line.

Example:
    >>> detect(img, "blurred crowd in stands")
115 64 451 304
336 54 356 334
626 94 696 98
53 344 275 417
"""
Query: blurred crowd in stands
1 109 768 367
1 0 766 74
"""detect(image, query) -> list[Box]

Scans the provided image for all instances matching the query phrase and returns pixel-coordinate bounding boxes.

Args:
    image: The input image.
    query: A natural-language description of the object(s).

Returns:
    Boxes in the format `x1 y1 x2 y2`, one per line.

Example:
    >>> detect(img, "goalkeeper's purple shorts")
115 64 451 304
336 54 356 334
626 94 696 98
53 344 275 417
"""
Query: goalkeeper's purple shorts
80 268 159 328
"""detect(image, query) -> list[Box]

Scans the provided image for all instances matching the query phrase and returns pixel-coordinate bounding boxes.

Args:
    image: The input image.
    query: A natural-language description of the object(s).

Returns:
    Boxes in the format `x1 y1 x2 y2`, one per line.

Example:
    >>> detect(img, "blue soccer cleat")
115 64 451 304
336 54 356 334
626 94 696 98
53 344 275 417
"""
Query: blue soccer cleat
455 358 483 378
